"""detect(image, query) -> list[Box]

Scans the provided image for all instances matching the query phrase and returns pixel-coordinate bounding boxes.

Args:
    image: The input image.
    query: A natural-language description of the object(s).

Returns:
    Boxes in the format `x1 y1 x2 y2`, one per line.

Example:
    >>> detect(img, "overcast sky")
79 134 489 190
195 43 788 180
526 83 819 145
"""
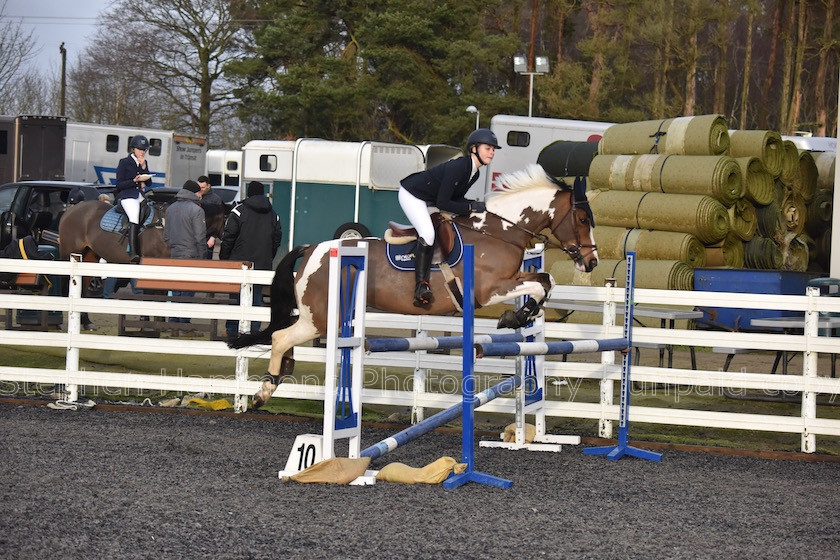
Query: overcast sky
4 0 105 74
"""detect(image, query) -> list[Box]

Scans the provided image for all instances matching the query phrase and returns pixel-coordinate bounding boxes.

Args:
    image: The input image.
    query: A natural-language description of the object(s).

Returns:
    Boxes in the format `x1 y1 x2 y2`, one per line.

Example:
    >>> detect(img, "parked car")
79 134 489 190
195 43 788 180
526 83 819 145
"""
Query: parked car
0 181 113 250
212 185 241 211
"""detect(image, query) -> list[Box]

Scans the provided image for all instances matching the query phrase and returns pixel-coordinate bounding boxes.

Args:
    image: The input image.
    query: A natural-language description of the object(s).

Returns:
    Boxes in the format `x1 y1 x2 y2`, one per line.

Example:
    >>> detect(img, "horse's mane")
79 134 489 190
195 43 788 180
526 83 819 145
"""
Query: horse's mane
489 164 563 199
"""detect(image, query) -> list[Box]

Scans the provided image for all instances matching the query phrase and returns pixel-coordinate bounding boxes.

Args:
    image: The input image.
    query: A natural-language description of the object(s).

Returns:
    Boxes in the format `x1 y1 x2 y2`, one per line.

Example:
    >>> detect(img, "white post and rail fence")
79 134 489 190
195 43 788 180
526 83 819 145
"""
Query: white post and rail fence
1 256 839 453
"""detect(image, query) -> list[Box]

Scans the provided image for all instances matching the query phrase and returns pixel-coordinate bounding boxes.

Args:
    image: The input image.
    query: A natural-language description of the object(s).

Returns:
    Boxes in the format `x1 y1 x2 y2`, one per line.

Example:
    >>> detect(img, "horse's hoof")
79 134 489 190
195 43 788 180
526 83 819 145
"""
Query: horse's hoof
497 310 519 329
251 395 265 409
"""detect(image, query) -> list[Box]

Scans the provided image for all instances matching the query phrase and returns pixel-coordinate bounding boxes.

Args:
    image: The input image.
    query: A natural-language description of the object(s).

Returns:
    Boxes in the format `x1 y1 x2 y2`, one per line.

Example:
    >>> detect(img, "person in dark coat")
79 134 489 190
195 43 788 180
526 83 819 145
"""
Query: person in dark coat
114 135 153 262
197 175 224 259
220 180 282 337
398 127 500 307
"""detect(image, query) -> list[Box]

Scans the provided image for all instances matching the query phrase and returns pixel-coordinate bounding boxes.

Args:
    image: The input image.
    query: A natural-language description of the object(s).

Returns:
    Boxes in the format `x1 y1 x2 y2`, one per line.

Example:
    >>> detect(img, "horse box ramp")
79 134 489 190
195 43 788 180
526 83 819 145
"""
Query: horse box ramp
693 268 817 331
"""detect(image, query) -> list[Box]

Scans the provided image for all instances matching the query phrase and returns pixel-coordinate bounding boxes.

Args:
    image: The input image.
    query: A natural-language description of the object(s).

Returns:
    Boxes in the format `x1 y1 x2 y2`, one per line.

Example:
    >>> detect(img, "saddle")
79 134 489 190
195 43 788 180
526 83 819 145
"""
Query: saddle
385 212 457 262
100 201 159 235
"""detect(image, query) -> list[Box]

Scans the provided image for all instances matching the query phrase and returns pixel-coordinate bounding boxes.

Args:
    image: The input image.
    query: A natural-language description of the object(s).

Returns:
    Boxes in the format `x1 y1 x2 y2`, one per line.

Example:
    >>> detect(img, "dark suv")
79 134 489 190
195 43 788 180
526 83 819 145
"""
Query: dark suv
0 181 110 249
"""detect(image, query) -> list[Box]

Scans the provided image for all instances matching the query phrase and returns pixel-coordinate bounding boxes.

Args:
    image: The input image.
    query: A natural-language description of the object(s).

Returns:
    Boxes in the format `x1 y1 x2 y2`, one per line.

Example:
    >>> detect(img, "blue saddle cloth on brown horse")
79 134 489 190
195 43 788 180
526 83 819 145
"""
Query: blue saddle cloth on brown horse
99 205 154 234
386 221 464 272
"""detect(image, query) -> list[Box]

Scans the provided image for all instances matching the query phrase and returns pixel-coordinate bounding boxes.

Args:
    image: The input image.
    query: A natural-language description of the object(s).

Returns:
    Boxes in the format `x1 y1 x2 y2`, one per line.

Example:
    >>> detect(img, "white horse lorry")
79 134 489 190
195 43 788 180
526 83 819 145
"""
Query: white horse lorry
240 139 461 250
64 122 207 189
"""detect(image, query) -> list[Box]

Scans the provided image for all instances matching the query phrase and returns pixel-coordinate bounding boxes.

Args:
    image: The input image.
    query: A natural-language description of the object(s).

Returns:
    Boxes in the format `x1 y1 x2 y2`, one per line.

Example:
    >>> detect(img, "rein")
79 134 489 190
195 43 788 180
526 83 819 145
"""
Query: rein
461 188 597 260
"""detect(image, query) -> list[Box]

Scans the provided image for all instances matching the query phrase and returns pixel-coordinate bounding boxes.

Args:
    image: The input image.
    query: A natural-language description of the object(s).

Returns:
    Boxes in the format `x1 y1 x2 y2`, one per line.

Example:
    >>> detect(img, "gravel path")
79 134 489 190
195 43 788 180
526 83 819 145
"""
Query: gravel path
1 402 838 559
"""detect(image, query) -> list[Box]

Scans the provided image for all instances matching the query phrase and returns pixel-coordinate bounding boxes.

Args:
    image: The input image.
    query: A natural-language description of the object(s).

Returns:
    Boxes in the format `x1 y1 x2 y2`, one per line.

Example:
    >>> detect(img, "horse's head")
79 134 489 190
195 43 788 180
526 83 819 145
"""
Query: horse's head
490 165 598 273
549 176 598 273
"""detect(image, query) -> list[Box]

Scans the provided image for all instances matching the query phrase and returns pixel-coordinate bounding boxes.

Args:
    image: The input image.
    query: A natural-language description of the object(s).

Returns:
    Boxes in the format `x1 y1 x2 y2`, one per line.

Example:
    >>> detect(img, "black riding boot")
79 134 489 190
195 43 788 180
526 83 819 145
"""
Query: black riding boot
128 223 140 263
413 239 435 307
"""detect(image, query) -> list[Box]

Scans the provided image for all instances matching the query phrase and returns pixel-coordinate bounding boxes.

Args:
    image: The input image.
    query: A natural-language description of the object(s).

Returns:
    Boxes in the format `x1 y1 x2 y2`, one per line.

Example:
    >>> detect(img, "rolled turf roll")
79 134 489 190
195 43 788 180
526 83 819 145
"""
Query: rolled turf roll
734 156 775 206
587 189 731 244
728 129 784 177
599 114 730 156
588 154 743 206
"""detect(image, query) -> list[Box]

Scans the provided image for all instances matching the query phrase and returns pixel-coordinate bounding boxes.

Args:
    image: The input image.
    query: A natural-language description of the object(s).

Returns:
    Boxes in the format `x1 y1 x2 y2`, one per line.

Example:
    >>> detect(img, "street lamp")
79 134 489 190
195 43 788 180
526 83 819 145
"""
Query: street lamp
514 54 550 117
465 105 479 129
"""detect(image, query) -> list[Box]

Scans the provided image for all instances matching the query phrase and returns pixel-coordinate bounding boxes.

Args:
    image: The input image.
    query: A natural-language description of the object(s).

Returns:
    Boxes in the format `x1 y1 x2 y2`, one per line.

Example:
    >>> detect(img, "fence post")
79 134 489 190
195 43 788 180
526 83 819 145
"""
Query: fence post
234 262 253 413
599 278 617 438
801 285 819 453
65 254 83 402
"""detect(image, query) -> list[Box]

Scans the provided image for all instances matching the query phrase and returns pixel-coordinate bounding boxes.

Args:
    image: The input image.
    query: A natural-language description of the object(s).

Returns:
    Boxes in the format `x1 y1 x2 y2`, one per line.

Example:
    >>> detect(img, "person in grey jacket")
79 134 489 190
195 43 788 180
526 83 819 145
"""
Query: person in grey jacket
163 180 207 325
164 180 206 259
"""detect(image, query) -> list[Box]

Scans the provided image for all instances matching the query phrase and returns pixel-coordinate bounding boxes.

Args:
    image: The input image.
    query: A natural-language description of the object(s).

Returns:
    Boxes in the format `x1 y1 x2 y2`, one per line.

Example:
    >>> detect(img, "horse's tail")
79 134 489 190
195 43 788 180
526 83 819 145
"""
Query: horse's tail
226 245 308 349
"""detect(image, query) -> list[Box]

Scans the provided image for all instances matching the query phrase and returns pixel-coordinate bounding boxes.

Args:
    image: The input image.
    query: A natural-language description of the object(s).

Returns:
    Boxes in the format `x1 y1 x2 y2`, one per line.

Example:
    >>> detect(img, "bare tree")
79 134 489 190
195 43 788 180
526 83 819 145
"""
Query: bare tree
100 0 244 141
0 0 38 110
814 0 835 135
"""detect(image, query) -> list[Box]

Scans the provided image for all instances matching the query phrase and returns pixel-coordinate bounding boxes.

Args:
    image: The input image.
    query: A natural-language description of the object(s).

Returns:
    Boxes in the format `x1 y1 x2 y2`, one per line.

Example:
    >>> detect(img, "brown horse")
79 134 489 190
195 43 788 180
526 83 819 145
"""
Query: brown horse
229 164 599 409
58 200 170 264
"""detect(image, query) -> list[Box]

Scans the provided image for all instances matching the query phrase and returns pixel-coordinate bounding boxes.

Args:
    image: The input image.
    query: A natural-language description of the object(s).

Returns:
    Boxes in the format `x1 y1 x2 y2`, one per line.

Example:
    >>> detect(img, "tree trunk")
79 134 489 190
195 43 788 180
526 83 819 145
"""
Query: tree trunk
787 0 808 134
713 0 732 116
815 0 834 135
529 0 539 70
585 1 606 118
778 0 795 133
683 1 699 116
739 7 755 129
759 1 784 128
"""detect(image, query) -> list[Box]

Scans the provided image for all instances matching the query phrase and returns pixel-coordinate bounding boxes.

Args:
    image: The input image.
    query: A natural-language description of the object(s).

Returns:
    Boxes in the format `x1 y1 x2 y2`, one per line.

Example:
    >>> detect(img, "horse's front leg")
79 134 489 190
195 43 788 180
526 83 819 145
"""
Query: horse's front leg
482 272 554 329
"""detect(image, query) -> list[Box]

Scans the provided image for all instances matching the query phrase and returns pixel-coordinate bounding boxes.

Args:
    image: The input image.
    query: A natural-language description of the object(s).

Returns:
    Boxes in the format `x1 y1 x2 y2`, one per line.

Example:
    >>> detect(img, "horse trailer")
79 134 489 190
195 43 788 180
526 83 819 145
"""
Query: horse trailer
64 122 207 189
0 115 67 185
241 139 461 250
205 149 242 187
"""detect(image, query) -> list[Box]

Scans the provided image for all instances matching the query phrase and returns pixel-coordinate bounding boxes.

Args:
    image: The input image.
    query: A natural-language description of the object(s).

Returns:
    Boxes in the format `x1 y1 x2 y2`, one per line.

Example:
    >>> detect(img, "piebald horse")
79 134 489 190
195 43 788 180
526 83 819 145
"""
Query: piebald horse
229 164 599 408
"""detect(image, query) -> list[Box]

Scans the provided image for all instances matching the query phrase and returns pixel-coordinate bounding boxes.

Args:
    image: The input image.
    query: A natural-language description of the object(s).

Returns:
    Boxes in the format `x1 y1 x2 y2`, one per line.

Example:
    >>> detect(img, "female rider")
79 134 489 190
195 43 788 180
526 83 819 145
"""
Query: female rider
114 135 153 262
398 128 500 307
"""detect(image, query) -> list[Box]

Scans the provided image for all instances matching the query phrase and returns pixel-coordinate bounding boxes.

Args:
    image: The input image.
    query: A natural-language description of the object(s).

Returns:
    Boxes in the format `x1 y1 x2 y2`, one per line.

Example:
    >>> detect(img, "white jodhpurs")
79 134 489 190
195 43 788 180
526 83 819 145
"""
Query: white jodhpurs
119 196 143 225
398 187 434 245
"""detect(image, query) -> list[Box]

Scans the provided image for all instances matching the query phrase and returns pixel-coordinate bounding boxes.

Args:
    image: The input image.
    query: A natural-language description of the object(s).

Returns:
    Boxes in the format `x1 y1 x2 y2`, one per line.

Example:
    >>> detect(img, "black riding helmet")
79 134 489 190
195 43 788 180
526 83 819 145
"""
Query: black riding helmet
129 135 150 152
466 128 501 166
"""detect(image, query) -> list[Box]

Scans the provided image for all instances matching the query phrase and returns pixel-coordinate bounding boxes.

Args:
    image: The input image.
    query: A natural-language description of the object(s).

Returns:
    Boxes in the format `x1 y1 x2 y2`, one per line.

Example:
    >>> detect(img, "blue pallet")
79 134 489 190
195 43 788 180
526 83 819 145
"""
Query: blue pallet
693 268 815 331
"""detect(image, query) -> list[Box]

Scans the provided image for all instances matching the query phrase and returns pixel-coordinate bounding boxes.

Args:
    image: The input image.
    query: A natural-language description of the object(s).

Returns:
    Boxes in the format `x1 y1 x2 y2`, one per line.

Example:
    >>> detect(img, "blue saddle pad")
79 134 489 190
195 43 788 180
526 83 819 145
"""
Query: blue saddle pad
100 206 153 233
386 223 464 271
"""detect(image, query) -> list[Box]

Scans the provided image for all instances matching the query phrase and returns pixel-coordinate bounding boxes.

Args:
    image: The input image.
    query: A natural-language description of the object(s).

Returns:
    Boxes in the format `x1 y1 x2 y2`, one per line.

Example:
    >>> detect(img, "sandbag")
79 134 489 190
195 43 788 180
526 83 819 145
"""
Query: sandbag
537 141 600 178
288 457 372 484
589 225 706 267
375 456 466 484
587 189 730 244
599 114 730 156
588 154 743 206
503 423 536 443
734 156 775 206
728 130 784 177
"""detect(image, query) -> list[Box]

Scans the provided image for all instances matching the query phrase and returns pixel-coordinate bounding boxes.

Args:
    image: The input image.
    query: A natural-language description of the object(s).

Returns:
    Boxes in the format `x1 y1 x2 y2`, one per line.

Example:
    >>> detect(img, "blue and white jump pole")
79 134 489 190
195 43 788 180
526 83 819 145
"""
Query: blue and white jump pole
583 252 662 462
443 244 514 489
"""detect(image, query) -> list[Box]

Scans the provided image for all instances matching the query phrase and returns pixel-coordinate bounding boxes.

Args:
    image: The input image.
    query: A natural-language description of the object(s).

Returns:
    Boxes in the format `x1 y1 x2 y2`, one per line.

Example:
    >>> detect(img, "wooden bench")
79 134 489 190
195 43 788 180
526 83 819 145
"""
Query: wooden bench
117 257 253 339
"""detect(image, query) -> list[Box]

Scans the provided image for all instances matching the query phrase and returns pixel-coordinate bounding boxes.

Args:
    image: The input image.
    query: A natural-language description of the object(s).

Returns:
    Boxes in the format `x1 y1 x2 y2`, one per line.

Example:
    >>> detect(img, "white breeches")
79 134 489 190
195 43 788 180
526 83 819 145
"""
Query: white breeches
120 196 143 224
398 188 434 245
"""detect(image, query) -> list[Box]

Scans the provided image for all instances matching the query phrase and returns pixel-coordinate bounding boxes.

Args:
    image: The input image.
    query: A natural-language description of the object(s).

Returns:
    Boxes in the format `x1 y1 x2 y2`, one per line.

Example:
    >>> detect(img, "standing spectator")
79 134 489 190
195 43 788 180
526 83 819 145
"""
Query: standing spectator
197 175 224 259
114 135 153 262
164 180 206 326
220 180 282 338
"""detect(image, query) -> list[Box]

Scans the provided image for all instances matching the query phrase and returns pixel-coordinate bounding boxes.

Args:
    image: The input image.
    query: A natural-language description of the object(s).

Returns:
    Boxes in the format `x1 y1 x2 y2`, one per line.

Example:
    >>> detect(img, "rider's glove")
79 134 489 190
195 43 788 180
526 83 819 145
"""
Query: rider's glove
469 200 486 214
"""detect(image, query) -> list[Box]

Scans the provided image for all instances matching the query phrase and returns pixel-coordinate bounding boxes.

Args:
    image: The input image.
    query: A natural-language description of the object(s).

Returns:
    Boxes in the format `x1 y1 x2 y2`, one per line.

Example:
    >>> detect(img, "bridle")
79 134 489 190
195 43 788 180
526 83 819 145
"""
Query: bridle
460 187 597 262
